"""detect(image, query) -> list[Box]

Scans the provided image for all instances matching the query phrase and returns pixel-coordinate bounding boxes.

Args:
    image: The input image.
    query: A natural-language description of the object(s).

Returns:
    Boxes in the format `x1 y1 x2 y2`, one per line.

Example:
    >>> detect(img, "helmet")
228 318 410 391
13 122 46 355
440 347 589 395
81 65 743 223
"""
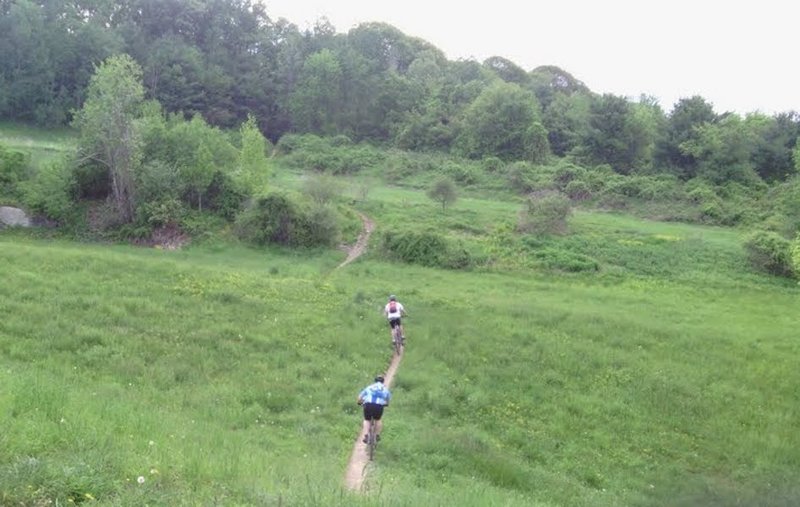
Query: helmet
388 295 397 301
374 375 385 383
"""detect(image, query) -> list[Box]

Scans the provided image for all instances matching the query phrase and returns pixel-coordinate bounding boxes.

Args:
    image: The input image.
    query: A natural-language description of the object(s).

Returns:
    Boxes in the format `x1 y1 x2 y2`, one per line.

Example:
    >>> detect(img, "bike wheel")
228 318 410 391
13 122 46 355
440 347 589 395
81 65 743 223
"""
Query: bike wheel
367 419 376 461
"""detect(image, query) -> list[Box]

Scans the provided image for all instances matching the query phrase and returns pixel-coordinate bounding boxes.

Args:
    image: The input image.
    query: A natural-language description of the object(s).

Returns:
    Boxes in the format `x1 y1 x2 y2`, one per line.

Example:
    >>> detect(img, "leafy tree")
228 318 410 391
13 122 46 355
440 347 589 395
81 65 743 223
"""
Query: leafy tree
427 176 458 212
528 65 590 110
654 95 717 178
455 81 549 162
680 114 762 184
238 114 271 194
542 92 591 157
73 54 146 223
483 56 529 85
579 94 653 174
750 112 800 182
791 235 800 278
289 49 344 135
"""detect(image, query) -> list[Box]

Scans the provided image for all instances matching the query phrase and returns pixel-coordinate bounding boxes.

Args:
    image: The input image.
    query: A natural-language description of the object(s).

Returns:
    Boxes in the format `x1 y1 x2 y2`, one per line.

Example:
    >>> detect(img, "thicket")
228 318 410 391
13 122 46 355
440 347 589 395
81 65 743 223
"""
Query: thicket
742 230 795 278
234 192 341 248
379 230 474 269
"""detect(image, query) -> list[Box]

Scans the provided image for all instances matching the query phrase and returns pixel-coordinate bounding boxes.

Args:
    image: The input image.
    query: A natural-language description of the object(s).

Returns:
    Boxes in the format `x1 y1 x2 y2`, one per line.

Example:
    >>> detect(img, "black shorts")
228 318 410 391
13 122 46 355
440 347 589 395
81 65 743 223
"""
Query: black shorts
388 318 402 329
363 403 385 421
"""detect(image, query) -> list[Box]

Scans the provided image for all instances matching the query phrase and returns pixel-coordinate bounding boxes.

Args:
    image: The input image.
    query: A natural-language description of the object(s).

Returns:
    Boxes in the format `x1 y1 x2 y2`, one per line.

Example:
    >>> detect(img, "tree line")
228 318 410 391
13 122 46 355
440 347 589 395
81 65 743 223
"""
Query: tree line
2 0 799 186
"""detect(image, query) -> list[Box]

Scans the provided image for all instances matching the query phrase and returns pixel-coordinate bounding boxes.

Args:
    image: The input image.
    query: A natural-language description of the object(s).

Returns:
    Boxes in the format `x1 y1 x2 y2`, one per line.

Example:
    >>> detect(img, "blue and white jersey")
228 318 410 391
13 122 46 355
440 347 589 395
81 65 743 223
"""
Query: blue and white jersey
360 382 391 405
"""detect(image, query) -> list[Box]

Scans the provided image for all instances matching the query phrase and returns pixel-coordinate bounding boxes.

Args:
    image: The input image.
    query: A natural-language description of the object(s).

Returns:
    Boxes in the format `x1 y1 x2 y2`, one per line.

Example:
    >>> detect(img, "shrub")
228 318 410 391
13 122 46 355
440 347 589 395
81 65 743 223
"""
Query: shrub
443 161 481 185
564 180 591 200
792 235 800 278
481 156 505 173
517 190 572 235
303 173 343 206
206 170 249 220
531 248 600 272
0 143 29 196
743 230 794 277
18 157 75 222
234 192 339 248
380 230 473 269
235 193 304 246
72 162 110 199
305 204 341 247
137 198 185 228
427 176 458 212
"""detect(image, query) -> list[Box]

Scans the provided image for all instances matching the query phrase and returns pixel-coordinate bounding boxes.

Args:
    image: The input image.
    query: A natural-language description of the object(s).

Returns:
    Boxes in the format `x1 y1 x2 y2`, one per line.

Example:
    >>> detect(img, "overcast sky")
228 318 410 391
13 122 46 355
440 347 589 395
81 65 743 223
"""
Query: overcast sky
261 0 798 115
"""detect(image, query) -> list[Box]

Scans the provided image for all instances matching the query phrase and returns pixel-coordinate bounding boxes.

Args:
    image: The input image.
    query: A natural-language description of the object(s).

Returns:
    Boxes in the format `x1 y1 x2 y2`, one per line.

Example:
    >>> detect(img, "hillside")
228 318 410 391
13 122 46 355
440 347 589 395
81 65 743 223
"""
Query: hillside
2 178 799 506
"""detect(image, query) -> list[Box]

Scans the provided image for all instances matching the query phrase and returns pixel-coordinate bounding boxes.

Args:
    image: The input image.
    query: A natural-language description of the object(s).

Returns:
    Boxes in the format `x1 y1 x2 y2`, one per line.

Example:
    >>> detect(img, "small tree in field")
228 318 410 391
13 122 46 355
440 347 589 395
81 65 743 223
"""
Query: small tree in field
518 190 572 235
427 176 458 212
73 54 145 223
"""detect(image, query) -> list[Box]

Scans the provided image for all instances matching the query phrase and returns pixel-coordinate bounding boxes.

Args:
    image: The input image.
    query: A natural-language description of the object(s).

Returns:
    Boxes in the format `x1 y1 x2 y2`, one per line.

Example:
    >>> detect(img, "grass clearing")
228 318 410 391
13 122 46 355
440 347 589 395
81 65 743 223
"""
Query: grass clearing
2 204 799 505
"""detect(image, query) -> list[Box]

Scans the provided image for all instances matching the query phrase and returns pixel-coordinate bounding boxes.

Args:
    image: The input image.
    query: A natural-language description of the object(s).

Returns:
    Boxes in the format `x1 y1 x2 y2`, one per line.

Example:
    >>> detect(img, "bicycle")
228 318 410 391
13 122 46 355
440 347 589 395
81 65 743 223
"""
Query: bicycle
391 325 404 355
366 416 378 460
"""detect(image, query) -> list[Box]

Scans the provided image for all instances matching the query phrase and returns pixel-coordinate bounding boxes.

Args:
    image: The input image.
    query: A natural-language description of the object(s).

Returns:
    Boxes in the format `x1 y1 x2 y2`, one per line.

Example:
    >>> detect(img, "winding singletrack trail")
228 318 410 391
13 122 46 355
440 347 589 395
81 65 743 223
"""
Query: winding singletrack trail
337 212 375 269
344 349 403 492
334 211 402 491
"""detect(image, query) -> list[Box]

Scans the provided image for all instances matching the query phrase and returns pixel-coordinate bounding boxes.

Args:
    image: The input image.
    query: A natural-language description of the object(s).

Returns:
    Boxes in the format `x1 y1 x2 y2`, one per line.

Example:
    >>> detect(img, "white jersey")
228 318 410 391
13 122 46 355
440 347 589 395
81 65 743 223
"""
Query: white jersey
384 301 404 320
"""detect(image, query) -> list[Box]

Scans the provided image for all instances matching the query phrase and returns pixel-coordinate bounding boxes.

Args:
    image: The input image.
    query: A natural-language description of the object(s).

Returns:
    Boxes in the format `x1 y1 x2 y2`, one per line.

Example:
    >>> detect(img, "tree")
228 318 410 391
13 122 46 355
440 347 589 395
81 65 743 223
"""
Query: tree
238 114 271 194
680 114 762 184
427 176 458 212
289 49 344 135
579 93 653 174
654 95 717 178
455 81 549 162
73 54 146 222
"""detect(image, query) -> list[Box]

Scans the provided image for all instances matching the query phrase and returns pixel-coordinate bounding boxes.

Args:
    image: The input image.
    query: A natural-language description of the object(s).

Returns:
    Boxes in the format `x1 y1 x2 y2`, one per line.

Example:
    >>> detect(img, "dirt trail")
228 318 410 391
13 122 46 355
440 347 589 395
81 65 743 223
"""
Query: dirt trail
336 211 401 491
337 212 375 269
343 349 403 491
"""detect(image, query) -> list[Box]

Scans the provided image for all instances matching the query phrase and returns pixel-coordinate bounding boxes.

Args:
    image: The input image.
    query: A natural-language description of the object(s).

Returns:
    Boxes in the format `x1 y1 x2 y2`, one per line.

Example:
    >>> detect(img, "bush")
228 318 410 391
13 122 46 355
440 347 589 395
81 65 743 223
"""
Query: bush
743 230 794 277
305 204 341 247
564 180 591 200
206 170 249 220
0 144 30 196
234 192 339 248
18 157 75 222
380 230 473 269
443 161 481 185
517 190 572 235
531 248 600 272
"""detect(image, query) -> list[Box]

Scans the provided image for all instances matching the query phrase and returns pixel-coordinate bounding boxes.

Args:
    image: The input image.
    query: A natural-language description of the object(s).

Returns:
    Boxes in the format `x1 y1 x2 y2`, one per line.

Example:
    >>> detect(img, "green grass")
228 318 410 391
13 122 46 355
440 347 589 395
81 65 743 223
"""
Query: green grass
1 125 798 504
2 199 799 506
0 121 76 166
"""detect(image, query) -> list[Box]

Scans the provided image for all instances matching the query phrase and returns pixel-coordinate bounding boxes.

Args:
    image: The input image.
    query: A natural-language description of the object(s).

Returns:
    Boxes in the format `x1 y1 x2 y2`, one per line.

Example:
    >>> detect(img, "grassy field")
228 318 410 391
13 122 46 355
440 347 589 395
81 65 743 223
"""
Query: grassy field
0 121 76 166
1 122 799 505
2 201 799 506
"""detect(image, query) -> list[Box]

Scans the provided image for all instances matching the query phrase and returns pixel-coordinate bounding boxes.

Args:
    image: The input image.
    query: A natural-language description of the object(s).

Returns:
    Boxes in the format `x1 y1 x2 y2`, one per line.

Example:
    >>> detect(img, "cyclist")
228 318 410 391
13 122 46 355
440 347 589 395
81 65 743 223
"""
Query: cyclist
357 374 391 443
383 295 407 344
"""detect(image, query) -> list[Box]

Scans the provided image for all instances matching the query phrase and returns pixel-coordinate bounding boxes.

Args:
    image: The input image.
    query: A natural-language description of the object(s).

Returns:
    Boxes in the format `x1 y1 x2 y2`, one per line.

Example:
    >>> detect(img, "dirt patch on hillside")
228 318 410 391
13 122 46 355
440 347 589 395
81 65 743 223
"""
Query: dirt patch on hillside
337 212 375 269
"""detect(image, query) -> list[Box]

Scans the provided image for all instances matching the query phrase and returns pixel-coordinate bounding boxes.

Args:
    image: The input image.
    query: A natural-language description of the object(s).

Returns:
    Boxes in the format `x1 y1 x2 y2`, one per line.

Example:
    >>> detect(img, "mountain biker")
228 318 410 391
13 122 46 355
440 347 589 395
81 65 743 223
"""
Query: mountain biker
357 374 391 443
383 295 407 344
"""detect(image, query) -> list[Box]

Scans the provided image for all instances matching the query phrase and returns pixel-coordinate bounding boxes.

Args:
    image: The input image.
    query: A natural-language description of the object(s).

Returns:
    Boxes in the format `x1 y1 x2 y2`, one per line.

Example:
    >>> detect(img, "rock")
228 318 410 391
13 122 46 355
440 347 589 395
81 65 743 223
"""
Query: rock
0 206 32 227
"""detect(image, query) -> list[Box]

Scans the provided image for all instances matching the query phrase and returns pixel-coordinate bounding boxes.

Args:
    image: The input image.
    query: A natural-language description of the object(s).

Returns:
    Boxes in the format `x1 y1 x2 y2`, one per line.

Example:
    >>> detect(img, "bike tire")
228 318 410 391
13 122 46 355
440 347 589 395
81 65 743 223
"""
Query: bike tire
367 418 376 461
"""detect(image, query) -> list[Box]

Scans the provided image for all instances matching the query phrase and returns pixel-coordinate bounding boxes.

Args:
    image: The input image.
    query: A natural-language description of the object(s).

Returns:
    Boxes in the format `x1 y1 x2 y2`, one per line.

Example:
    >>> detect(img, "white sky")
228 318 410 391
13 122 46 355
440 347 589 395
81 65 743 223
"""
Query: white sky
261 0 798 115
